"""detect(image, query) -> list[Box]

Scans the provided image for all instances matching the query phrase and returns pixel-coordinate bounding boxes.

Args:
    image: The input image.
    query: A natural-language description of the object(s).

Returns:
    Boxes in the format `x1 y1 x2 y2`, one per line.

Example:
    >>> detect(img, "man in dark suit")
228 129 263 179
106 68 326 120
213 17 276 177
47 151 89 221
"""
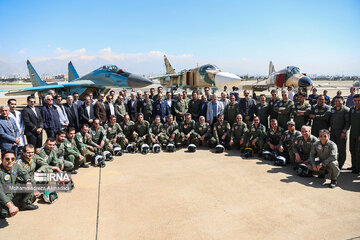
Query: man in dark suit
0 105 20 155
239 90 256 127
104 95 116 122
41 95 60 138
94 93 107 124
73 92 83 107
79 95 95 125
63 95 80 131
199 95 208 119
127 92 138 121
165 91 176 117
21 96 43 149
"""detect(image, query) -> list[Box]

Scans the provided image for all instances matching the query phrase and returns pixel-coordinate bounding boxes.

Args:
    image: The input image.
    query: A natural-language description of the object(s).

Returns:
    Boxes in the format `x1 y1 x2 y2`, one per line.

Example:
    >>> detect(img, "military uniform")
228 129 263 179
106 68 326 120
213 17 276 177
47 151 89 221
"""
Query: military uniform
273 99 294 129
230 121 248 150
279 130 302 164
330 105 350 169
164 121 181 146
114 102 127 123
193 122 212 146
179 119 197 145
310 104 331 137
255 103 269 129
292 101 311 131
293 135 318 162
134 120 151 148
63 137 85 169
55 141 74 171
0 164 34 218
265 126 283 150
174 99 188 123
188 99 202 121
74 132 96 161
142 99 153 122
224 102 239 126
149 122 168 147
17 154 53 177
104 122 126 147
120 120 135 144
37 148 60 168
247 123 266 152
349 106 360 172
89 125 113 152
309 140 340 180
209 121 231 147
268 97 280 120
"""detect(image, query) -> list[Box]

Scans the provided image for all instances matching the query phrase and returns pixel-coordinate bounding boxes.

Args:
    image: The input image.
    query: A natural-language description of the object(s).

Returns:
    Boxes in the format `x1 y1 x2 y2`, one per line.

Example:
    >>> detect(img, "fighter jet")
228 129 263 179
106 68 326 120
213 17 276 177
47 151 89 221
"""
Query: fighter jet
3 60 153 99
151 55 242 90
242 61 313 92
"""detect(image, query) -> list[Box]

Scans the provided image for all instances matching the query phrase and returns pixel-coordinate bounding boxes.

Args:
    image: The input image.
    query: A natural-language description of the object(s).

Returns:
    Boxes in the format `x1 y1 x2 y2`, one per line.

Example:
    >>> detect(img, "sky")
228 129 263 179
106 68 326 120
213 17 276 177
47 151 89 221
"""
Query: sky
0 0 359 76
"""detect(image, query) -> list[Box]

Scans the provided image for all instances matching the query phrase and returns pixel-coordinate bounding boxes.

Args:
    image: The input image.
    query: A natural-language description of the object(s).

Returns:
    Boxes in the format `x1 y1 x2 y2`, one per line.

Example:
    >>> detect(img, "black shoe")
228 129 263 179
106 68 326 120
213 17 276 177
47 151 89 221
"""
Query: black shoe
318 174 325 179
70 170 77 174
351 169 360 174
82 164 90 168
20 204 38 211
346 167 353 170
329 179 337 188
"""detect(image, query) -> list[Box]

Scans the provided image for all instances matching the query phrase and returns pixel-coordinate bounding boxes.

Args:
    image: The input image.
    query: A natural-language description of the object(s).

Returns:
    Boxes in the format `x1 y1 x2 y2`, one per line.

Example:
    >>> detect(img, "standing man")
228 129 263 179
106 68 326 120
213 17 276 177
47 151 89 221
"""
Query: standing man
349 94 360 174
308 129 340 188
8 99 25 152
63 95 80 131
330 96 350 169
174 92 188 123
142 91 153 122
255 94 269 129
204 87 212 101
94 93 107 124
73 92 83 107
188 91 202 122
273 90 294 130
152 93 170 123
114 95 127 123
79 94 95 125
22 96 43 149
54 95 69 130
165 91 176 117
219 92 230 109
104 95 116 123
268 89 280 120
0 105 20 154
126 92 138 122
346 87 356 108
224 94 239 127
239 90 256 128
308 88 319 106
309 95 331 137
292 93 311 131
206 94 224 126
41 95 60 139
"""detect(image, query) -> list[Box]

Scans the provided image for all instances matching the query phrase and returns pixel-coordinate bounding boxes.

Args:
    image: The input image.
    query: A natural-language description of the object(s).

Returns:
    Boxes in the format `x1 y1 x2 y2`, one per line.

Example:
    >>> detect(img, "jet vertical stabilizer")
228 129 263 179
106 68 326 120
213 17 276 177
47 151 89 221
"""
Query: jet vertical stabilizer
27 60 48 87
164 55 176 74
68 61 79 82
268 61 275 76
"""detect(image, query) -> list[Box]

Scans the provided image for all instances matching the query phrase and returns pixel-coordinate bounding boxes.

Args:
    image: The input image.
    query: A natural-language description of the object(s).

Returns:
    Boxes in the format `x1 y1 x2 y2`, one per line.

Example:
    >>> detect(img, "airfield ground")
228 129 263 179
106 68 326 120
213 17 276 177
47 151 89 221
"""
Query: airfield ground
0 81 359 240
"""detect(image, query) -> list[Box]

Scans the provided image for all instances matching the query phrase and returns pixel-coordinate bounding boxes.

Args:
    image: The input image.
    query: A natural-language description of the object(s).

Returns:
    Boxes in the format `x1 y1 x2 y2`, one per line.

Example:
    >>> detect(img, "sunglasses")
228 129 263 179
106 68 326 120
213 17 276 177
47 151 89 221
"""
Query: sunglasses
29 101 36 103
4 157 16 162
319 135 328 138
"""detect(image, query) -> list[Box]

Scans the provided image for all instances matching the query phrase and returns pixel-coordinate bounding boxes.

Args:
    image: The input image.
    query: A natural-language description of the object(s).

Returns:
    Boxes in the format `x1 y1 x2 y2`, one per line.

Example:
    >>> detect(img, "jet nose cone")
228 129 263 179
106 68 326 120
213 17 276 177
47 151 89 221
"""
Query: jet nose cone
353 82 360 87
298 76 312 87
214 72 242 88
127 74 153 88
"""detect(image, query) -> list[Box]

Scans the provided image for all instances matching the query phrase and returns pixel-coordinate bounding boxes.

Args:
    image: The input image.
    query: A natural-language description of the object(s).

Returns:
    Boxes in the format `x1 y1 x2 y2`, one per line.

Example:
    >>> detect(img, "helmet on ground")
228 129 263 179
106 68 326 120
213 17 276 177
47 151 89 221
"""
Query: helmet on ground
262 150 273 161
42 190 58 204
274 155 287 166
103 150 113 161
166 142 176 152
244 147 254 158
126 144 135 153
187 144 197 152
152 143 161 153
113 146 123 156
295 163 312 177
93 154 106 168
215 144 225 153
141 144 150 154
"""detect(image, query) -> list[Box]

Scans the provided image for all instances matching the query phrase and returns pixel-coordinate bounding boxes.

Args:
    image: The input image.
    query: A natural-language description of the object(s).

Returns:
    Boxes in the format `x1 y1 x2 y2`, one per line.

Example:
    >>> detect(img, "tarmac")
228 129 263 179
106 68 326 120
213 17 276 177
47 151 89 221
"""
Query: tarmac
0 81 359 239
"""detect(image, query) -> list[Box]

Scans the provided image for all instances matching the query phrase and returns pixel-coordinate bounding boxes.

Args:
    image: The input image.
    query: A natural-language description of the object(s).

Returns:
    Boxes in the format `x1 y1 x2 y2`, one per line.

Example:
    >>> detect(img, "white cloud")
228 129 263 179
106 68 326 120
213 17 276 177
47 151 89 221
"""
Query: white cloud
18 48 27 54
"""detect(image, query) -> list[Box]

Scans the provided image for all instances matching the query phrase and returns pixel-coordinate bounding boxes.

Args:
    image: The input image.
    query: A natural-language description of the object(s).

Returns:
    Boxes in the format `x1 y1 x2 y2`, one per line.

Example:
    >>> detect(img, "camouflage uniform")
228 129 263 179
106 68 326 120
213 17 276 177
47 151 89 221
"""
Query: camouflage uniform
330 105 350 169
349 106 360 172
114 102 127 123
179 119 197 145
247 123 267 152
224 102 239 126
255 103 270 129
55 141 74 171
279 130 302 164
0 164 35 218
63 137 85 169
230 121 248 150
149 122 168 147
209 120 231 147
309 140 340 180
174 99 188 123
310 104 331 137
292 102 311 131
193 122 212 146
273 99 294 129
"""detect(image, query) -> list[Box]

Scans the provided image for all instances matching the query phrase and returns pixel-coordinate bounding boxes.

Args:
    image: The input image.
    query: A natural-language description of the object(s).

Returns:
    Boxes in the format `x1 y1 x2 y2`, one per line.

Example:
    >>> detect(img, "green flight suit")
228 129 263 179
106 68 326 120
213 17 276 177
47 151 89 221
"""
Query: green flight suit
120 120 136 145
309 140 340 180
164 121 181 146
149 122 168 147
38 148 59 168
55 142 74 171
293 135 318 162
75 132 96 161
268 97 280 120
265 126 284 150
179 119 197 145
230 121 248 150
142 99 153 122
292 102 311 131
209 120 231 147
63 138 85 169
349 106 360 172
279 130 302 164
134 120 151 148
104 122 126 147
273 99 294 129
310 104 331 137
247 123 266 152
224 102 239 126
174 99 188 123
255 103 270 129
114 102 127 123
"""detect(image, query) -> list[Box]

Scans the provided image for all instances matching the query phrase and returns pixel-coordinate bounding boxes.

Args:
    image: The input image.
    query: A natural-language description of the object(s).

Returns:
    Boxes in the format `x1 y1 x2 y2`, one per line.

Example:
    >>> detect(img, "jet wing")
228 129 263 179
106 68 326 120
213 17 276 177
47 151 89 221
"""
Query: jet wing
241 80 273 92
149 73 182 80
4 81 95 96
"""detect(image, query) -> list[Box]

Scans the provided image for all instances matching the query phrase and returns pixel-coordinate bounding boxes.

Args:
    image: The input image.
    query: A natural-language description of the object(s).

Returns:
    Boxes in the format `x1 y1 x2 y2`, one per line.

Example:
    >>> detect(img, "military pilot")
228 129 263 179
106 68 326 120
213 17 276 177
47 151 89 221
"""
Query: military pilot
229 114 248 150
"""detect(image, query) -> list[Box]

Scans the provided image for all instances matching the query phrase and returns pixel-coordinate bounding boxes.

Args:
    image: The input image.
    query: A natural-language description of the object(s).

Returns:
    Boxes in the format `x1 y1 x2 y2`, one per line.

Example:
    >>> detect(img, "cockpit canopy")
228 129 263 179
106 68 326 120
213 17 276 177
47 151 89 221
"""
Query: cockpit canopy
97 65 125 73
287 66 300 75
199 64 220 73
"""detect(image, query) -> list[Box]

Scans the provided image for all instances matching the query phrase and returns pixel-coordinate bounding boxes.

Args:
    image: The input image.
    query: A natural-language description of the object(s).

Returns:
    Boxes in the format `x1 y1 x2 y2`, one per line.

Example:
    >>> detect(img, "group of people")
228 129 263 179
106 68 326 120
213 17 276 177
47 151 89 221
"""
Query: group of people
0 85 359 219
